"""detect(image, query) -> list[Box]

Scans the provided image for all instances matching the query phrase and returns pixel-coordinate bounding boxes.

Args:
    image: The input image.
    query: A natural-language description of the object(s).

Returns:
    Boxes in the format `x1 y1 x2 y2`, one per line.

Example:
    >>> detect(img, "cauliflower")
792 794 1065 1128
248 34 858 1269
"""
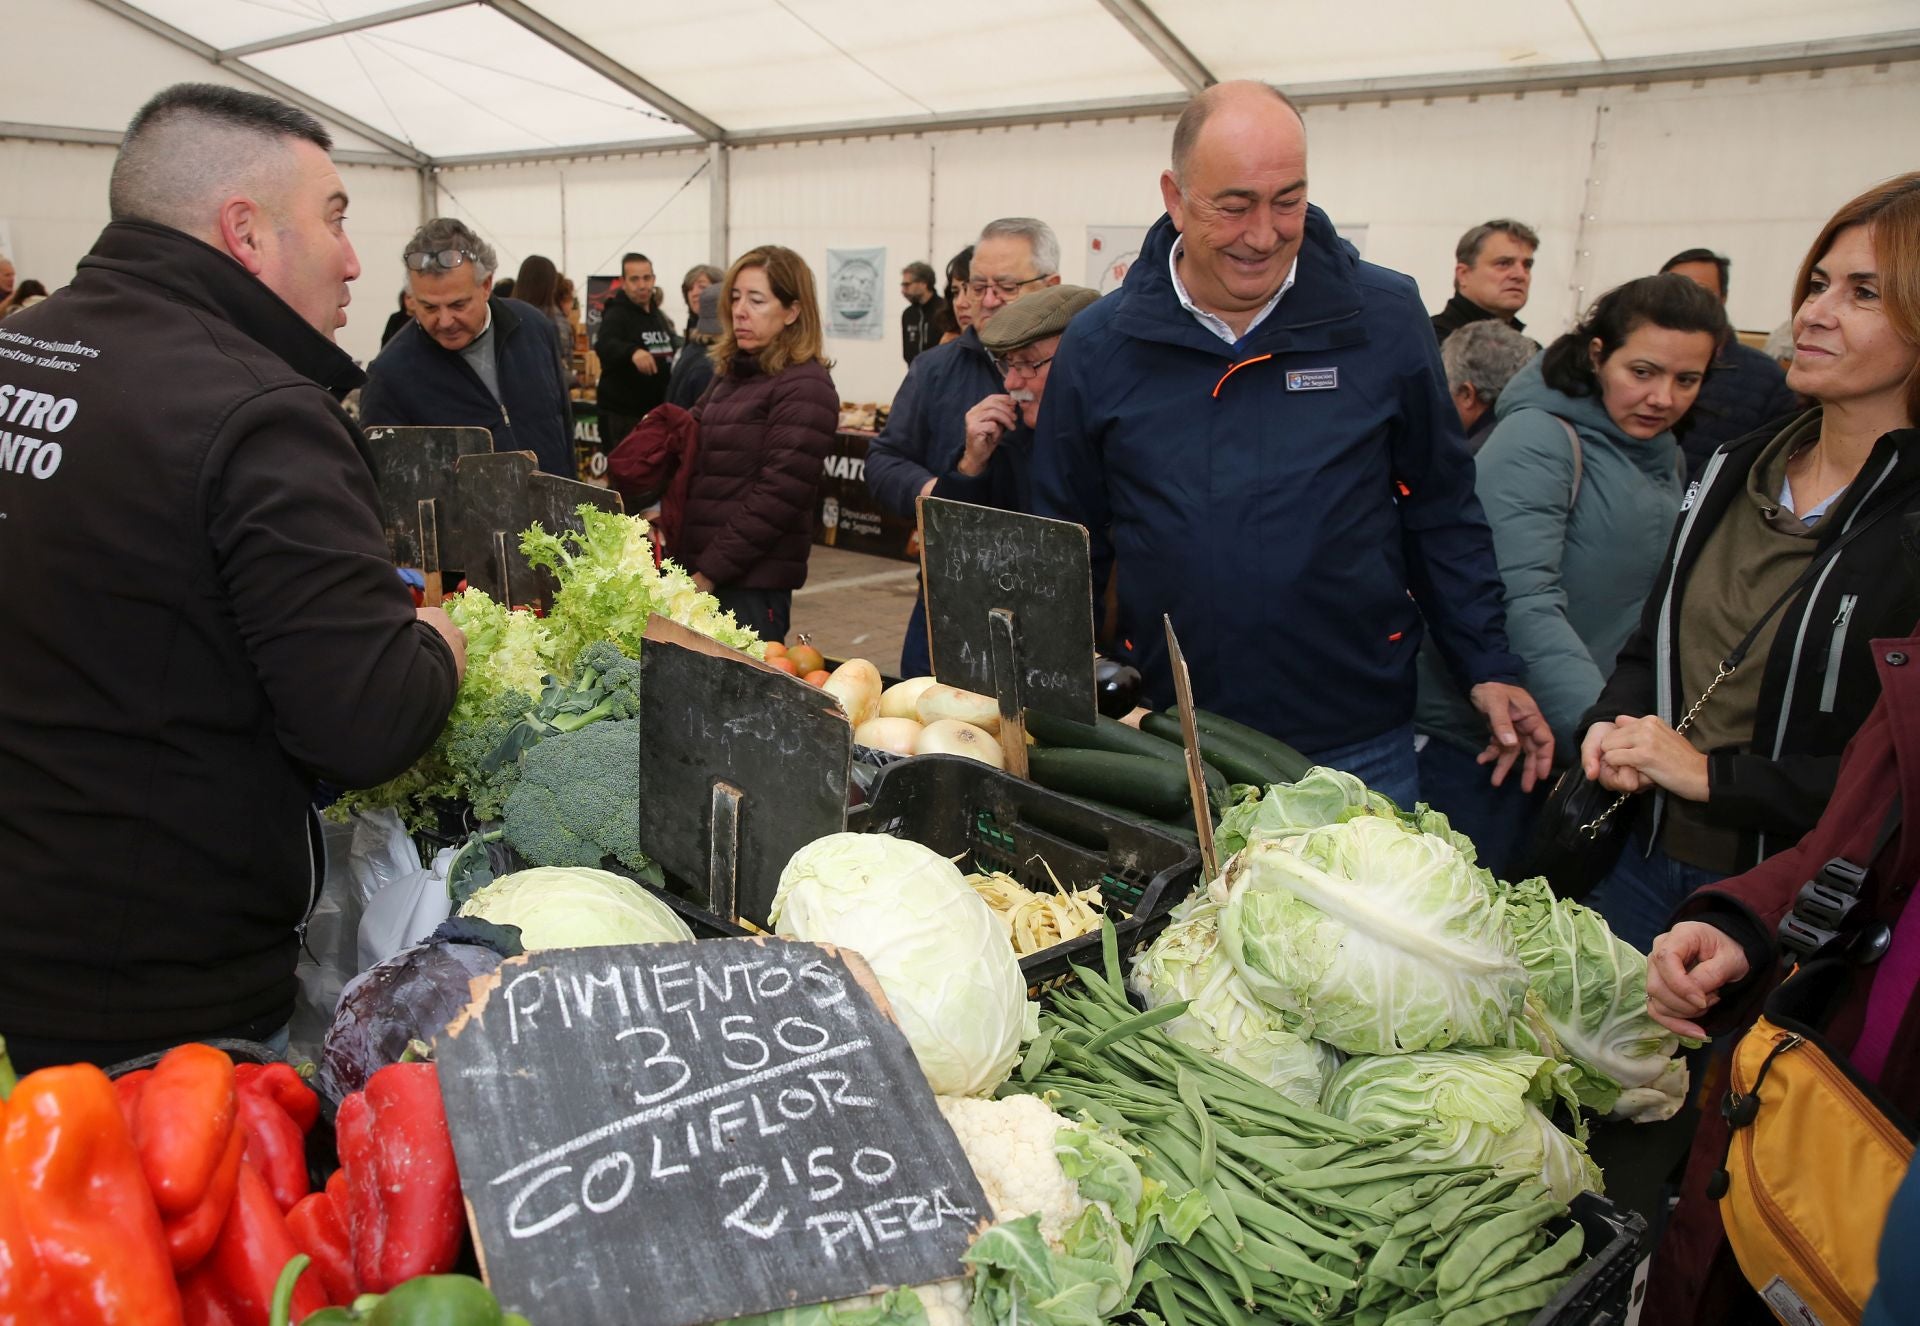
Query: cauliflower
936 1094 1090 1245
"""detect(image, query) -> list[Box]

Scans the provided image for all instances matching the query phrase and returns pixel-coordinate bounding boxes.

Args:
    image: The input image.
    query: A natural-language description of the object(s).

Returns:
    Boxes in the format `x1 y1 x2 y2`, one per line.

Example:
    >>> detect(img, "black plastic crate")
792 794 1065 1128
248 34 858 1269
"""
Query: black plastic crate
1528 1191 1648 1326
860 754 1202 995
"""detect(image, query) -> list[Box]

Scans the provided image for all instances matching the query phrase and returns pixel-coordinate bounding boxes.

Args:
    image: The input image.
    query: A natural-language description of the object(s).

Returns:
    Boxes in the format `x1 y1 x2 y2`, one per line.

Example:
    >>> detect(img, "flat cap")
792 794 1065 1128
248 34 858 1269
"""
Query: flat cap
977 283 1100 353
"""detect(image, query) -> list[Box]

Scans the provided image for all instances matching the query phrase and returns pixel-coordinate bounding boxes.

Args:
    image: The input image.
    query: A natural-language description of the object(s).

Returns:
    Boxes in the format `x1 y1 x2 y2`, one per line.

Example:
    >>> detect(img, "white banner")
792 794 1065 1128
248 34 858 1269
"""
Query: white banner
826 246 886 340
1086 225 1149 294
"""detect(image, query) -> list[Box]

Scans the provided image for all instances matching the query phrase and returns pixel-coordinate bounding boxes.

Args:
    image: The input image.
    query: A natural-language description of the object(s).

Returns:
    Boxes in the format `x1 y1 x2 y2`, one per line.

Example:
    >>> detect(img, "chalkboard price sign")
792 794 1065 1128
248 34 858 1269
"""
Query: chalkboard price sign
438 939 988 1326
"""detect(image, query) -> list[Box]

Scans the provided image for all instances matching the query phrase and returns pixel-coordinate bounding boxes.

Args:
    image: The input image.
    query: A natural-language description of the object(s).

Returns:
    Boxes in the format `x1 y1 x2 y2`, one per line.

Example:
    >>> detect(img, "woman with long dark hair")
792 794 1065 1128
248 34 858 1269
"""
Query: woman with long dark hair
1416 274 1728 878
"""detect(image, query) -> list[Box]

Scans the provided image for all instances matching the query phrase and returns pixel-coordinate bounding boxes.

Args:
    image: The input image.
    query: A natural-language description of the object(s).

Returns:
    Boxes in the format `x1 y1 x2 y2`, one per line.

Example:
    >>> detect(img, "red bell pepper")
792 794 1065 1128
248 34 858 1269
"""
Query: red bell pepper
181 1161 328 1326
0 1062 184 1325
285 1170 357 1305
335 1062 465 1293
118 1045 246 1271
233 1064 318 1213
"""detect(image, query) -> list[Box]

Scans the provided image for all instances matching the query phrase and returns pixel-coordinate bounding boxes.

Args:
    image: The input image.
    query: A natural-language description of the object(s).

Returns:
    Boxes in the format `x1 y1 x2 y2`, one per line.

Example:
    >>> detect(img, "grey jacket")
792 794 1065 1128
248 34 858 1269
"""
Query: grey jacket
1417 356 1685 754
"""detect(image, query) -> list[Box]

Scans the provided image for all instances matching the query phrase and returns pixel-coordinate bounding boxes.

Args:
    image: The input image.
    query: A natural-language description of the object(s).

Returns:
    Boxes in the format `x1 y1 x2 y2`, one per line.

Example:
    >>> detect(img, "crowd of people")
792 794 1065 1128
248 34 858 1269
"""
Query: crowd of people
1 76 1916 1325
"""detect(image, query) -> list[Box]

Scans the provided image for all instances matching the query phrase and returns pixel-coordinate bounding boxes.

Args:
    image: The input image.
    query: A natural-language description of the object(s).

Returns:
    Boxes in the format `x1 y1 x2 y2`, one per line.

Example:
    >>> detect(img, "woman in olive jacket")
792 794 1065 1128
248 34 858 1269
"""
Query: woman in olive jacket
675 245 839 642
1580 173 1920 952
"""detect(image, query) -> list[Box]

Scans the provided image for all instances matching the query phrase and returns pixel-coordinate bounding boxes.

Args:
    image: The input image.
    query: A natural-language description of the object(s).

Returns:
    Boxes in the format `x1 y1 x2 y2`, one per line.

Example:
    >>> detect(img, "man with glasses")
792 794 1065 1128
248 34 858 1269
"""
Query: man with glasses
900 261 944 366
867 217 1062 675
1034 82 1552 809
972 284 1099 464
361 218 575 478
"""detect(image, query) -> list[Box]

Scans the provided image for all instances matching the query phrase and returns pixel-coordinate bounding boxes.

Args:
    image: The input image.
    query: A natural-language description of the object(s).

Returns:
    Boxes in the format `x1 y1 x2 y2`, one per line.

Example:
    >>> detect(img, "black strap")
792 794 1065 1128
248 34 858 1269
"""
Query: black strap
1722 489 1911 673
1869 791 1904 864
1778 793 1905 963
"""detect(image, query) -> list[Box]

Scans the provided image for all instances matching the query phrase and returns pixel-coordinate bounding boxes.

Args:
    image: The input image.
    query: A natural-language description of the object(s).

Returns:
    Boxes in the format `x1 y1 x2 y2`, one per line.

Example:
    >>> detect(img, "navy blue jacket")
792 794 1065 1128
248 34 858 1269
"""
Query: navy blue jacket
360 297 575 478
1678 338 1801 483
1033 208 1520 751
865 326 1032 517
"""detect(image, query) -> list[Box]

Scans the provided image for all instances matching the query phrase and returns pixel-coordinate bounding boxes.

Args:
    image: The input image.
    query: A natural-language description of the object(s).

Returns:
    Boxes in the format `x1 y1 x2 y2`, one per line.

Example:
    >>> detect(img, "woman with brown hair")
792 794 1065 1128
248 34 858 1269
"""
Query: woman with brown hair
674 245 838 642
1575 173 1920 960
512 253 573 387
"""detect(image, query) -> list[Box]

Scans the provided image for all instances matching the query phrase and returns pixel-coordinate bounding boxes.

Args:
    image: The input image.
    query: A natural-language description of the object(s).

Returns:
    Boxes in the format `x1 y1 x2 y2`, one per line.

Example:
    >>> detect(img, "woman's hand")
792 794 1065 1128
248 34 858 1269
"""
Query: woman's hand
957 396 1018 476
692 571 714 592
1581 718 1653 794
1645 920 1751 1039
1598 715 1709 802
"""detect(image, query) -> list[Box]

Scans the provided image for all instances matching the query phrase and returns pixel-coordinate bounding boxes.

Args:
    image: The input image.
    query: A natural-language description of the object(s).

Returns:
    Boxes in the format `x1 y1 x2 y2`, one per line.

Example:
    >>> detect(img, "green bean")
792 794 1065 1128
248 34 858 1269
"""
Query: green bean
1233 1227 1359 1291
1167 1245 1251 1326
1224 1186 1361 1256
1150 1273 1193 1326
1439 1228 1538 1312
1018 1025 1059 1081
1276 1159 1480 1192
1436 1274 1569 1325
1434 1197 1565 1296
1383 1303 1442 1325
1473 1224 1585 1301
1175 1069 1218 1182
1200 1178 1246 1255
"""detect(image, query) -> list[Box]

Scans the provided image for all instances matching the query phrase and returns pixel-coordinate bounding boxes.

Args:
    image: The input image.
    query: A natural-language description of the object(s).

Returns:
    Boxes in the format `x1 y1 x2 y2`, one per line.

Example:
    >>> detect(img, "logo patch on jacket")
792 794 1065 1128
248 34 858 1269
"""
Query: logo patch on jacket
1285 368 1338 392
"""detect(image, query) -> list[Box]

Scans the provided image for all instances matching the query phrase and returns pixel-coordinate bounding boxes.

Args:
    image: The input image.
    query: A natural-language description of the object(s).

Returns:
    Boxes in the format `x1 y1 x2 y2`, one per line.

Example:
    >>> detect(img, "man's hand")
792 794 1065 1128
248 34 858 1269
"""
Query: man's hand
1598 715 1709 802
1581 718 1655 794
1646 920 1750 1038
631 348 658 375
416 606 467 682
1469 681 1555 791
692 571 715 592
958 396 1018 476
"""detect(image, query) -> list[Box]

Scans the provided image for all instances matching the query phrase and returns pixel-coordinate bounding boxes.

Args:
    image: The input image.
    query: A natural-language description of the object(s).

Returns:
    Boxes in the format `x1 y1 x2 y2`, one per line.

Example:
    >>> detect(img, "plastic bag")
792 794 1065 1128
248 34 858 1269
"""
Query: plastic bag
346 807 424 907
355 837 454 972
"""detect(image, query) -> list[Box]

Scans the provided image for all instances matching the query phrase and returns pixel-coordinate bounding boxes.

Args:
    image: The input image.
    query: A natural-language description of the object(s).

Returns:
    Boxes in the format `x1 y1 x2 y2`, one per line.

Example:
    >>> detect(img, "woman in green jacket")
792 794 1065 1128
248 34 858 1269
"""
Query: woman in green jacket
1416 274 1726 877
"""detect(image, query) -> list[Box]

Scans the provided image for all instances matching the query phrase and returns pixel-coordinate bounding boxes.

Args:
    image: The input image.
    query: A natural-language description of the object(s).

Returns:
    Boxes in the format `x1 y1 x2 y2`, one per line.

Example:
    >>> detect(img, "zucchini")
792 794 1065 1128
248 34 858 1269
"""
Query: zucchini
1027 747 1195 820
1025 708 1184 761
1191 708 1314 783
1069 795 1201 845
1140 712 1286 787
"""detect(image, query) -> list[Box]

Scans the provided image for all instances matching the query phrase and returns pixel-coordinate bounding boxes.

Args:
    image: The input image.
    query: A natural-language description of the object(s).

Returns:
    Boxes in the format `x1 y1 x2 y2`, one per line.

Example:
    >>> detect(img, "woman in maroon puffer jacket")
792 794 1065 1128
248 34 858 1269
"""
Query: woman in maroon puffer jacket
677 244 839 641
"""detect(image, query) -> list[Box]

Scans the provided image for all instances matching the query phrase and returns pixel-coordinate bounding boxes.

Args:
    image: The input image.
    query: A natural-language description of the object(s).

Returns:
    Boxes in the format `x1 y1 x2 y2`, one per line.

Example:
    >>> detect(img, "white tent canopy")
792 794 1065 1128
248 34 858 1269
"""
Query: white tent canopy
4 0 1918 396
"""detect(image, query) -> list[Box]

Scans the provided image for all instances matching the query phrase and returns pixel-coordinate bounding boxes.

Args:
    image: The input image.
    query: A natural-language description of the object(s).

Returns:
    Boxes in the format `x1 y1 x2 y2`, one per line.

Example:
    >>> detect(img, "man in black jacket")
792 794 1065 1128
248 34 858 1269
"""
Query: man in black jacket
1431 219 1539 344
594 251 679 449
0 84 465 1071
361 218 575 477
1662 247 1804 483
900 260 944 366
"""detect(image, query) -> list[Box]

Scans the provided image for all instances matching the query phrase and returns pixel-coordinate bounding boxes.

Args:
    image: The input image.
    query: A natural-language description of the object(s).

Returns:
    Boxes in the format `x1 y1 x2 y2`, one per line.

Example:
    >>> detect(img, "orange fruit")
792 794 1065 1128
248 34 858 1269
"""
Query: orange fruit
766 656 800 675
804 669 831 686
789 644 826 675
763 641 788 659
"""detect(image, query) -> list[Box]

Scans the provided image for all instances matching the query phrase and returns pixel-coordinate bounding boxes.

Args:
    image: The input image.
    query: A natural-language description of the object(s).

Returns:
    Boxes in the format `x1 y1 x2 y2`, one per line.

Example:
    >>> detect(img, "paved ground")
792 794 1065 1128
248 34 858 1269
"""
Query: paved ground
789 545 919 674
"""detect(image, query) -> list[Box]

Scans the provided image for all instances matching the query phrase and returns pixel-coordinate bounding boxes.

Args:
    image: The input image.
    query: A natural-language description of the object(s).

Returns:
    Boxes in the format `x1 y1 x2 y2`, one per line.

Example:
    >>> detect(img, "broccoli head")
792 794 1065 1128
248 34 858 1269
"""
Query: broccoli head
500 718 648 870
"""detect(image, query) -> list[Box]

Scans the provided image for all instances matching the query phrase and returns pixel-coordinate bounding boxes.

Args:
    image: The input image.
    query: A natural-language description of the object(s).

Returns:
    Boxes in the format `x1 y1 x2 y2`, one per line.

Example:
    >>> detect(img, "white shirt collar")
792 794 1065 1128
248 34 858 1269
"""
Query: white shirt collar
1169 237 1296 346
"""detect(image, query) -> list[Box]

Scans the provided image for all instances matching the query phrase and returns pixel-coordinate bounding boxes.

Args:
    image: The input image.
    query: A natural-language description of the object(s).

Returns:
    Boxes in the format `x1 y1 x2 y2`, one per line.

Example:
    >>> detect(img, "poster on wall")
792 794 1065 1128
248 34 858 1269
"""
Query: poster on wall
1335 223 1369 257
1086 225 1148 294
826 246 885 340
584 275 618 344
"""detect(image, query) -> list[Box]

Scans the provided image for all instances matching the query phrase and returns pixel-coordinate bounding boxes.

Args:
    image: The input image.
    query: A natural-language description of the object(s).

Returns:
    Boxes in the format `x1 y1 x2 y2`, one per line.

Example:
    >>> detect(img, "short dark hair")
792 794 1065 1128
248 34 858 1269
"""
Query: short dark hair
621 253 652 273
903 262 937 288
1540 273 1729 399
1660 247 1732 296
1456 219 1541 268
109 83 333 228
944 246 975 302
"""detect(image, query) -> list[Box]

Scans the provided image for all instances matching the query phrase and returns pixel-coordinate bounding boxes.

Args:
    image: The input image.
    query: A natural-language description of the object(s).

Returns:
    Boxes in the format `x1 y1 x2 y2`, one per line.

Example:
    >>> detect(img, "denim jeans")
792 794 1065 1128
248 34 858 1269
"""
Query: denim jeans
1583 834 1728 954
1304 722 1420 809
901 591 932 678
1415 739 1543 881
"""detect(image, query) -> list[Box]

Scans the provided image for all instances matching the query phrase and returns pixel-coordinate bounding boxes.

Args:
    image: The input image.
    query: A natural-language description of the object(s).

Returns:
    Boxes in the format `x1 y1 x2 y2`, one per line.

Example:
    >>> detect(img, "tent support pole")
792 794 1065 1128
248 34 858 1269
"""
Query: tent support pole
708 142 730 267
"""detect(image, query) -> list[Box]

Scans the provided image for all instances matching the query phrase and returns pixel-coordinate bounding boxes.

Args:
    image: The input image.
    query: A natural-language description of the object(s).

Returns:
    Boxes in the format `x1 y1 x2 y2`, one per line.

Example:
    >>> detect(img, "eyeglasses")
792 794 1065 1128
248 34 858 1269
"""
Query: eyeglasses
992 352 1054 380
967 275 1049 299
404 248 478 273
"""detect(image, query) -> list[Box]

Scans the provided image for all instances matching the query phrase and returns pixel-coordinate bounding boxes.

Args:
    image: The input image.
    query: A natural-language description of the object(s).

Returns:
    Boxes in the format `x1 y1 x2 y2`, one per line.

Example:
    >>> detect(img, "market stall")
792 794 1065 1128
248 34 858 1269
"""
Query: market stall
0 499 1674 1326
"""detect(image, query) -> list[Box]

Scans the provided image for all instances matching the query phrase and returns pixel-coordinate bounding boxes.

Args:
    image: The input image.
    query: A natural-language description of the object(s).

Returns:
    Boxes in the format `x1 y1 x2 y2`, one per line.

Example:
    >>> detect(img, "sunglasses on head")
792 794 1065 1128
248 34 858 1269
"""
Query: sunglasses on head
404 248 478 273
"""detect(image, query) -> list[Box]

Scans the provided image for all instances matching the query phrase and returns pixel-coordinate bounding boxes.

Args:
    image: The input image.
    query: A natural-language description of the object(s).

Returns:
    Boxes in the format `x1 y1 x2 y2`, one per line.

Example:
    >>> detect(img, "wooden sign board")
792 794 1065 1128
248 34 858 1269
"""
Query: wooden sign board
637 617 851 927
918 498 1097 733
450 452 622 608
438 939 988 1326
364 426 493 598
1163 615 1219 880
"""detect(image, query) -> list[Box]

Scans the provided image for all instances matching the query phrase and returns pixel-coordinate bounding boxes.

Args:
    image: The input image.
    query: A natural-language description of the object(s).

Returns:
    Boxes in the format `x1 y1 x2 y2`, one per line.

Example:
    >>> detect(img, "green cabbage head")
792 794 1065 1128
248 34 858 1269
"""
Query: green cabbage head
459 866 694 950
1129 891 1340 1107
1321 1048 1601 1203
1219 815 1528 1054
773 833 1034 1097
